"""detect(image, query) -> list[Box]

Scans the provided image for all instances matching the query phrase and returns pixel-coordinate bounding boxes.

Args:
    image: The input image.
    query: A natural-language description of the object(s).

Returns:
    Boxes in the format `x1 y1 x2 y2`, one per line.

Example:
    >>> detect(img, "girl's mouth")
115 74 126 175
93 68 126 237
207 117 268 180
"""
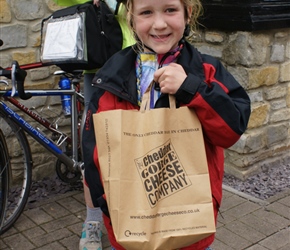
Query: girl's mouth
151 34 170 41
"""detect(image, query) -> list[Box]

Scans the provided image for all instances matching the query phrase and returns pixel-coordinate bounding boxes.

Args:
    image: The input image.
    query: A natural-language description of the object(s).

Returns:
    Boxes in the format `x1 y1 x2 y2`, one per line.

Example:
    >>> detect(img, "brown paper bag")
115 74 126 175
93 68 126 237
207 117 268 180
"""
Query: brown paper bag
93 88 216 250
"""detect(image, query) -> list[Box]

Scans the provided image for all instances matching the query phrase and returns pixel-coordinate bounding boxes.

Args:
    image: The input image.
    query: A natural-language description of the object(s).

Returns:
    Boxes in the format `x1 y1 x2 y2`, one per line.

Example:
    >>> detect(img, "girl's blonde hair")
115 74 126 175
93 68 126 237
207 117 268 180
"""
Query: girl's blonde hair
126 0 203 51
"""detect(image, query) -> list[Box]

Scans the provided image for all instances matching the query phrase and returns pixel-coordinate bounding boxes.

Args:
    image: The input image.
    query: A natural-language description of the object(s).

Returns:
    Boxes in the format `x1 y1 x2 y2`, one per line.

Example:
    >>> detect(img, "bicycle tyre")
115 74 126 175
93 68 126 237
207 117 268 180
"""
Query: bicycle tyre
0 129 9 233
0 111 32 235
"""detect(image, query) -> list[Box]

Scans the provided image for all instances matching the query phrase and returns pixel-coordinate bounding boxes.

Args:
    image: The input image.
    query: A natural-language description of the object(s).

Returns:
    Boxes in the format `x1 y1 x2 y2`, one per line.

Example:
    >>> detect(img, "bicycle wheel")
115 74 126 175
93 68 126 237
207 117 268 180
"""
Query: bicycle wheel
0 111 32 234
0 129 9 232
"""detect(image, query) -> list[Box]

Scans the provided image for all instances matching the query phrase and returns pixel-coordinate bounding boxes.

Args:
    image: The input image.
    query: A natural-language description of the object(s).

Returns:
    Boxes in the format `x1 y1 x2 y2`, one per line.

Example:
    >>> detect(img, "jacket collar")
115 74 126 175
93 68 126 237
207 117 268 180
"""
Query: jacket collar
92 46 138 104
92 41 205 105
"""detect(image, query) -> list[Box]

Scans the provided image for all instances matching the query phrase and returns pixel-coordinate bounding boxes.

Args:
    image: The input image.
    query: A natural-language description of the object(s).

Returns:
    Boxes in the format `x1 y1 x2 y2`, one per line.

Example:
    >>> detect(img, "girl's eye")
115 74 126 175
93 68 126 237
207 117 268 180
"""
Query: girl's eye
140 10 152 15
166 8 177 13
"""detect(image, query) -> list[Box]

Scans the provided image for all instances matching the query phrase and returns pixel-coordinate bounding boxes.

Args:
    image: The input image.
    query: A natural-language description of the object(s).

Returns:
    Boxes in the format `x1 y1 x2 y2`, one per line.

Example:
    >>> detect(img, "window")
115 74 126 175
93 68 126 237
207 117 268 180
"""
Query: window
200 0 290 31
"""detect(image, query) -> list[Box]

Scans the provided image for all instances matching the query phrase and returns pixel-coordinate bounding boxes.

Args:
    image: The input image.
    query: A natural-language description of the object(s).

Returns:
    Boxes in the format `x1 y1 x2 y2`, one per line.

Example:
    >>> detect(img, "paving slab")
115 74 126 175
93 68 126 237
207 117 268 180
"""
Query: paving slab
0 188 289 250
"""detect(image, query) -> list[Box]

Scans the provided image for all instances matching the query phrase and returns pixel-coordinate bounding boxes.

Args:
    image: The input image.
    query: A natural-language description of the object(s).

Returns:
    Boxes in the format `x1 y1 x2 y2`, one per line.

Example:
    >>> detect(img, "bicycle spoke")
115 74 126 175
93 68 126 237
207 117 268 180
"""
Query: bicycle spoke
0 129 10 232
0 113 32 234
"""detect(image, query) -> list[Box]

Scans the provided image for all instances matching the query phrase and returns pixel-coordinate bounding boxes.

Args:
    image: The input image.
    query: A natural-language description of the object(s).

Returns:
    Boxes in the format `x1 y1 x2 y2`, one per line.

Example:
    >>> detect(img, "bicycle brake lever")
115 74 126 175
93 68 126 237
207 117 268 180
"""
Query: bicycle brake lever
0 79 9 86
11 61 32 100
11 63 17 96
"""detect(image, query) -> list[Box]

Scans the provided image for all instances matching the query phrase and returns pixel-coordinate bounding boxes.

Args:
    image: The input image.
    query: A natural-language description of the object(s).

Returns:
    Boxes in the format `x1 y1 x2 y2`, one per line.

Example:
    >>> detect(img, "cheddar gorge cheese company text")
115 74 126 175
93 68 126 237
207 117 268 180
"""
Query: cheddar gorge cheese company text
135 140 192 207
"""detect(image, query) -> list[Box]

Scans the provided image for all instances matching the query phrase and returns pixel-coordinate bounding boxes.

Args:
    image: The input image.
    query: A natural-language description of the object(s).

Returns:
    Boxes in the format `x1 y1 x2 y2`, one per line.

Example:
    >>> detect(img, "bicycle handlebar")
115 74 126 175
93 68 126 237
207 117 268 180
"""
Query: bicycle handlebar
1 60 83 100
0 40 40 99
0 61 32 100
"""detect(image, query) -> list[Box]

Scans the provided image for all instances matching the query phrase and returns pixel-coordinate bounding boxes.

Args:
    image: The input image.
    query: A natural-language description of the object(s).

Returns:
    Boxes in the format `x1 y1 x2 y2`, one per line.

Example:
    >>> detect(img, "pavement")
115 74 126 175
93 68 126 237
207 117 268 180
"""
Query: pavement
0 185 289 250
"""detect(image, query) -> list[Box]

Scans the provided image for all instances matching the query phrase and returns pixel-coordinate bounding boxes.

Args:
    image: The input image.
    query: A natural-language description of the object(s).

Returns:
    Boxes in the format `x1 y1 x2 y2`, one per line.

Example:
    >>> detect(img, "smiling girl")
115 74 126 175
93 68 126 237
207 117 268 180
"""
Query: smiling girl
82 0 251 249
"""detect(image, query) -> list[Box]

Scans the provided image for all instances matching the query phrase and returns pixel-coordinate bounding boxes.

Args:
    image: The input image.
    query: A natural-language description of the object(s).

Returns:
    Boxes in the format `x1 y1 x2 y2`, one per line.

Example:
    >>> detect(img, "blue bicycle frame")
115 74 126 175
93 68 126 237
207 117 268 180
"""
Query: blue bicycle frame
0 88 81 170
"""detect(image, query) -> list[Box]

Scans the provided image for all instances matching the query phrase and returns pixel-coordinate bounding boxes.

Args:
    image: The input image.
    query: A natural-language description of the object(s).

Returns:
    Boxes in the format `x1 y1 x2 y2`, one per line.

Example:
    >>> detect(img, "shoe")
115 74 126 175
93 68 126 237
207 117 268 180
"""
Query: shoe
79 221 102 250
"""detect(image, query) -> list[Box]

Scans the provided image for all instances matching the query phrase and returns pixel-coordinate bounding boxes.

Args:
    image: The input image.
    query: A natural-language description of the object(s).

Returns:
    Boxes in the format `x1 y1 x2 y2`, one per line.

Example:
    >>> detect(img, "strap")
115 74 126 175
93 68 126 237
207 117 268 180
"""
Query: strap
140 81 154 112
114 1 120 15
140 81 176 112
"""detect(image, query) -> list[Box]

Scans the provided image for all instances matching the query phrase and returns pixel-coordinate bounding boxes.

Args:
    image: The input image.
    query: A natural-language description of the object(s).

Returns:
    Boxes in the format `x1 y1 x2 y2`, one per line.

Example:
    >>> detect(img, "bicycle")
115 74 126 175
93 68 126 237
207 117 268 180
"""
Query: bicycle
0 128 9 230
0 60 85 235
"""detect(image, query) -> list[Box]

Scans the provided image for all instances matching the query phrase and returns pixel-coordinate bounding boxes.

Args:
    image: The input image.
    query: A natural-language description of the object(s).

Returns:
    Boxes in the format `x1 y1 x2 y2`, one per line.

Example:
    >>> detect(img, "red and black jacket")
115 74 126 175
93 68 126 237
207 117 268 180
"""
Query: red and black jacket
82 41 251 249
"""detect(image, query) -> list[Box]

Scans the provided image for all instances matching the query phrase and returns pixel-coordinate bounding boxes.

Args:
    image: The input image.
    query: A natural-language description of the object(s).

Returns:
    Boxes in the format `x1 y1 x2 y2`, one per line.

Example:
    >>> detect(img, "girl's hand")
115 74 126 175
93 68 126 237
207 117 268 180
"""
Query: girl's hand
153 63 187 95
93 0 100 6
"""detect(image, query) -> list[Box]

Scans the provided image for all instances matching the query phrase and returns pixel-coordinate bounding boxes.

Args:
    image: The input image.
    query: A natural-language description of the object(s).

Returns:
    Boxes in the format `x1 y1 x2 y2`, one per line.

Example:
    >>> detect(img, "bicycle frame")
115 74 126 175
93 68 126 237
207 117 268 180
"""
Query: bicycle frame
0 88 82 171
0 57 84 234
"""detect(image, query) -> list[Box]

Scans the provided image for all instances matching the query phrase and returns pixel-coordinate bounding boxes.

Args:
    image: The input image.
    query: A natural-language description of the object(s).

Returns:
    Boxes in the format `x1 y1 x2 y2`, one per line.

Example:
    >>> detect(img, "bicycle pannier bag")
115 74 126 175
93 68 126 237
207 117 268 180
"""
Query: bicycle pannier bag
93 84 216 250
40 1 122 71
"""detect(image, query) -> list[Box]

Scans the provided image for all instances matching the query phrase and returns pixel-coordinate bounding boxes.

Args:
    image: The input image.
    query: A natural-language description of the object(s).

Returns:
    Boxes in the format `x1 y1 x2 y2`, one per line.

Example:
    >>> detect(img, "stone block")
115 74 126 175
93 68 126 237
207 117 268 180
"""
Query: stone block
195 44 223 59
225 144 289 178
205 31 224 43
225 201 261 218
0 24 27 50
287 84 290 107
266 202 290 220
25 80 56 90
248 66 279 89
270 99 287 110
259 228 289 250
223 32 269 66
31 228 73 247
248 90 264 103
286 40 290 59
224 153 263 179
274 31 289 38
0 0 11 23
11 0 45 20
220 193 247 211
270 44 285 63
59 235 80 250
31 22 42 32
264 85 287 100
40 214 81 233
23 226 46 240
13 213 36 232
0 53 11 68
214 227 251 249
24 207 54 225
30 68 50 80
267 123 288 146
249 33 270 66
253 208 290 229
57 196 85 214
32 160 55 180
247 103 269 129
225 220 265 243
242 213 281 236
270 108 290 123
229 130 266 153
12 51 37 65
3 233 35 250
280 61 290 82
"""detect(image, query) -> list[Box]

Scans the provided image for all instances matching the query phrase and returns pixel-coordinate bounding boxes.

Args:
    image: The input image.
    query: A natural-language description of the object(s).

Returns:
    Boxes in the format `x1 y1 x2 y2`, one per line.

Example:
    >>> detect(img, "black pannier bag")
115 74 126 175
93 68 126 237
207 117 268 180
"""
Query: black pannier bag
40 1 122 71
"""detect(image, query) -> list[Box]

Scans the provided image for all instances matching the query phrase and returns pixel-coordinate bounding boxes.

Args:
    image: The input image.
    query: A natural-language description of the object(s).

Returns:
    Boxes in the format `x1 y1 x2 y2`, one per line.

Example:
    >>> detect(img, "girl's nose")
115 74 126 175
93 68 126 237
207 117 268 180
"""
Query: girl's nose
152 13 167 30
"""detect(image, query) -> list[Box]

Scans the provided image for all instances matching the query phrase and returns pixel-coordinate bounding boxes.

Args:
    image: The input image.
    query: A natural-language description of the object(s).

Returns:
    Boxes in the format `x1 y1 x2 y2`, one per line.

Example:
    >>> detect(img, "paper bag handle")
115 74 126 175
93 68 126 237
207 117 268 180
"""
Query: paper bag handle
140 81 176 112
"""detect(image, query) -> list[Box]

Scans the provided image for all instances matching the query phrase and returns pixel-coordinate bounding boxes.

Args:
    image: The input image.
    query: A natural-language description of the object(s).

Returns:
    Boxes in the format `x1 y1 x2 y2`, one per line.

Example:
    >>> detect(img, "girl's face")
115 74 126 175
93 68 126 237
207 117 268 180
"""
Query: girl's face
132 0 191 54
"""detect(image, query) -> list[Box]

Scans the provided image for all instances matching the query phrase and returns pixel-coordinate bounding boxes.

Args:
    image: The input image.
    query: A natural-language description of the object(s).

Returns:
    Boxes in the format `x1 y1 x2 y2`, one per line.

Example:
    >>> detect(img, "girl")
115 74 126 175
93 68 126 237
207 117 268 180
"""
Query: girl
82 0 251 249
53 1 135 249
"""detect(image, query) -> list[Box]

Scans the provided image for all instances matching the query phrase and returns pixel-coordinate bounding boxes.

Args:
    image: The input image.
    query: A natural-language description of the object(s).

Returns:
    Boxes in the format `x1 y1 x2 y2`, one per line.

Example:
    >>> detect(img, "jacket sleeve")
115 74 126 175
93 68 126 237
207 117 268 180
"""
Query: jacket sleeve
82 88 105 207
175 54 251 148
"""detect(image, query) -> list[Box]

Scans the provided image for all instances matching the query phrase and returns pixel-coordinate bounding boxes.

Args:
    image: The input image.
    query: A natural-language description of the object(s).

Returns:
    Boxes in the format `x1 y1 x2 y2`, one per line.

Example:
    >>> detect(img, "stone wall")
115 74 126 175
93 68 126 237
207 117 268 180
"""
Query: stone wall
1 0 289 180
193 30 290 179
